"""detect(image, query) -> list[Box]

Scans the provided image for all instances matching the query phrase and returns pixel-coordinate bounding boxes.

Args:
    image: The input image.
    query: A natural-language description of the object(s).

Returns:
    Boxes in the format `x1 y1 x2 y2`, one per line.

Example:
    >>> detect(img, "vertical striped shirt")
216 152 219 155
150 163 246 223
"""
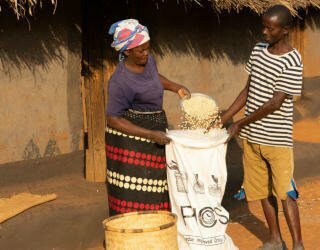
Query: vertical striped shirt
239 43 303 148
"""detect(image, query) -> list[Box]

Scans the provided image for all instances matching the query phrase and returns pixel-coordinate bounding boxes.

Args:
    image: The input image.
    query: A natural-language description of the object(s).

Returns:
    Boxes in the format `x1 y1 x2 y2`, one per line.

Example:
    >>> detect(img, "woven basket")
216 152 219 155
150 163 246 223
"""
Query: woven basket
102 210 178 250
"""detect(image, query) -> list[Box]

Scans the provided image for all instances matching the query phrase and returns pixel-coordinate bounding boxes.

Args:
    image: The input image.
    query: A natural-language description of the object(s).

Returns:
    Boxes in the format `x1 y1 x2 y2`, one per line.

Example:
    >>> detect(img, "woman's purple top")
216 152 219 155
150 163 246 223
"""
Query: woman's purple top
106 55 164 117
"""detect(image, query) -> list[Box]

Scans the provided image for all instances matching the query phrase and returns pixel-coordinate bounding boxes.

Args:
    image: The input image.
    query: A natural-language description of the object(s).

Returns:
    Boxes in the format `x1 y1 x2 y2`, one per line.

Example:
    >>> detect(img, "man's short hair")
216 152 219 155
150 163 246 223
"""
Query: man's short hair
264 5 293 28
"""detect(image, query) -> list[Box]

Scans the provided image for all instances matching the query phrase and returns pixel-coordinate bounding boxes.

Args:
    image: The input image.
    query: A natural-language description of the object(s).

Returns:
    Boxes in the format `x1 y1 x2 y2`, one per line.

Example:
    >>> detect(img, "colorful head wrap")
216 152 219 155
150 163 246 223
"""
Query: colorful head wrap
108 19 150 53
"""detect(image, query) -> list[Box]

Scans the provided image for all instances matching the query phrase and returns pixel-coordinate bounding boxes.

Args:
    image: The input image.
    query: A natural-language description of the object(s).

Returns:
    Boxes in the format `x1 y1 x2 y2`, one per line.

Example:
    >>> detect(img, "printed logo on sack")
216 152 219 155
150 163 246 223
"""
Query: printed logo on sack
199 207 217 227
181 206 229 227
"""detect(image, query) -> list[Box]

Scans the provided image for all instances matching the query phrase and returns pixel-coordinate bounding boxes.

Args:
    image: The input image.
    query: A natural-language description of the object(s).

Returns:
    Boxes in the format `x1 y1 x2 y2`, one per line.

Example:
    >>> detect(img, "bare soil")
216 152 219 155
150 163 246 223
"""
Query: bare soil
227 177 320 250
0 151 319 250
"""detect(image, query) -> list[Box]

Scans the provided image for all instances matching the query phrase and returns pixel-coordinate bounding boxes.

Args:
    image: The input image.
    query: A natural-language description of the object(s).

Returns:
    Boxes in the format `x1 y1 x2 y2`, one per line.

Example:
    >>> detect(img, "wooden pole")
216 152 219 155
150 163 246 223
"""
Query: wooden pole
83 67 106 182
82 0 106 182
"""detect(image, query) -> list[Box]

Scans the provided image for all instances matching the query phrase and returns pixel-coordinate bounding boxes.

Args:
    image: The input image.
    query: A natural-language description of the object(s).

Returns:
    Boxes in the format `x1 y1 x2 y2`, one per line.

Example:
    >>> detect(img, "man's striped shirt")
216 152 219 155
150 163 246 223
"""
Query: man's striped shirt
239 43 303 148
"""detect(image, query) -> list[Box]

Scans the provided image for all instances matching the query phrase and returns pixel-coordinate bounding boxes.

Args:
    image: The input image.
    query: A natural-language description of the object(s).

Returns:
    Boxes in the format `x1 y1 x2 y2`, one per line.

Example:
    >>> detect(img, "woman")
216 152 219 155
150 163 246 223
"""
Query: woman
106 19 190 216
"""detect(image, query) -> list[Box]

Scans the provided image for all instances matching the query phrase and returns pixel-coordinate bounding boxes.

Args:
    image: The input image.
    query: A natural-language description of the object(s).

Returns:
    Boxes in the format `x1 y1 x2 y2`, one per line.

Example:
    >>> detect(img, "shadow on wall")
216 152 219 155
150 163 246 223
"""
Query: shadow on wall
104 0 262 65
103 1 320 64
305 7 320 30
1 1 320 73
294 76 320 121
0 0 81 77
0 1 82 162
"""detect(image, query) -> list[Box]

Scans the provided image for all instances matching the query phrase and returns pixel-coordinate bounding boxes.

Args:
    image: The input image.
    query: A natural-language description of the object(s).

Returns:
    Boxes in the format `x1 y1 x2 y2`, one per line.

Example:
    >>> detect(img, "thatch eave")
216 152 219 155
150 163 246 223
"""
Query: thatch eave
0 0 57 19
187 0 320 14
1 0 319 19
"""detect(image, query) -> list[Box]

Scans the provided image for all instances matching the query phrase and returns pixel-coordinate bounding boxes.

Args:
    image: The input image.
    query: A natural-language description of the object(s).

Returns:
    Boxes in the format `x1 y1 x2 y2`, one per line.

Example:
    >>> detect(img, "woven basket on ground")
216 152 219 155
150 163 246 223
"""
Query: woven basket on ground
102 210 178 250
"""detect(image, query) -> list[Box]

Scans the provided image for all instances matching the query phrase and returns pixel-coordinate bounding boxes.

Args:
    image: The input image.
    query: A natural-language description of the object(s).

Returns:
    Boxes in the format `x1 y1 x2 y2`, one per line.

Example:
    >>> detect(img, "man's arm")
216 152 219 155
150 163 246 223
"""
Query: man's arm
226 91 288 142
107 116 170 145
220 76 251 125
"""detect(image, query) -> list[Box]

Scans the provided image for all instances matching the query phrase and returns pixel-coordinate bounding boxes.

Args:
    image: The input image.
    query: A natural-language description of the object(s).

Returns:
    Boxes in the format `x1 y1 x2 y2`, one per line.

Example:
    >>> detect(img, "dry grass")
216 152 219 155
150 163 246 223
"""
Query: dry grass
0 0 57 19
1 0 319 19
183 0 320 14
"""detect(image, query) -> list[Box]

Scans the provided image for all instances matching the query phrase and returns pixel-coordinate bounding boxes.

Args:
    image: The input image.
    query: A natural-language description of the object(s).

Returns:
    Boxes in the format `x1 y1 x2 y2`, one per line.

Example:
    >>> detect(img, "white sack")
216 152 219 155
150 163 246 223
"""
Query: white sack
166 129 238 250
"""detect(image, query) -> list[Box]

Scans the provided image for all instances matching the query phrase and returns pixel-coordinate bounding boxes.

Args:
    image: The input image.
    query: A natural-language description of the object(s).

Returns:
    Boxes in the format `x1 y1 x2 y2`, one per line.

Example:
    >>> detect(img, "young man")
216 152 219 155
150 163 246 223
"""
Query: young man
221 5 304 250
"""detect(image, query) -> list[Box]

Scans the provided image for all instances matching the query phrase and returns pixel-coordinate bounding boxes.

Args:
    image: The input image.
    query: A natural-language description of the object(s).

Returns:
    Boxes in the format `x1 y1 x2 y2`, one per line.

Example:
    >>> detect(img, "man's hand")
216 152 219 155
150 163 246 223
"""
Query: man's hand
149 131 171 145
220 112 228 127
225 121 243 143
224 91 288 144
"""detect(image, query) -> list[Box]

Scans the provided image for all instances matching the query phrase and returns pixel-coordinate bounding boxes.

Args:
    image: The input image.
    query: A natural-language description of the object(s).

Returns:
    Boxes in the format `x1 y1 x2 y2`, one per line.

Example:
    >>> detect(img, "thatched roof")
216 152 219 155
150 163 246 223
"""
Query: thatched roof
0 0 57 19
202 0 320 14
1 0 319 18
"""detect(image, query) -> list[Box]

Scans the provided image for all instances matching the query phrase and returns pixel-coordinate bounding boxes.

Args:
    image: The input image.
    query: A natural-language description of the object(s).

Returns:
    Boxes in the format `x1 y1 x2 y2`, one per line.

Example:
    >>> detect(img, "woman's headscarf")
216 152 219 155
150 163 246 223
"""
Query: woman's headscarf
108 19 150 60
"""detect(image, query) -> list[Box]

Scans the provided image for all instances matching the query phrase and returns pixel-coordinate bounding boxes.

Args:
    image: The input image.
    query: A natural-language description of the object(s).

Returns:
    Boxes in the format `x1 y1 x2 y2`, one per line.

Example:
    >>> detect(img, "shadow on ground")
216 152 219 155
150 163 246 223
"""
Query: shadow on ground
222 138 269 243
0 152 108 250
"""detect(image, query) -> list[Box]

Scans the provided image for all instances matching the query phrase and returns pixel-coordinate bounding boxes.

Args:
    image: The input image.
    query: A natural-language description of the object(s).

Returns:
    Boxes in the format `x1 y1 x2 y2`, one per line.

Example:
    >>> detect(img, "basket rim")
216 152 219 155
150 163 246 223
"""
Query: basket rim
102 210 177 233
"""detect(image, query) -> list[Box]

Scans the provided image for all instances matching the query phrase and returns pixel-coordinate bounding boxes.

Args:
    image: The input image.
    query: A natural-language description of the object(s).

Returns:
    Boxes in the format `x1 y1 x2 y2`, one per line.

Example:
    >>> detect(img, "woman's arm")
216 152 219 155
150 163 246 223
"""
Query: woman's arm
107 116 170 145
158 74 190 99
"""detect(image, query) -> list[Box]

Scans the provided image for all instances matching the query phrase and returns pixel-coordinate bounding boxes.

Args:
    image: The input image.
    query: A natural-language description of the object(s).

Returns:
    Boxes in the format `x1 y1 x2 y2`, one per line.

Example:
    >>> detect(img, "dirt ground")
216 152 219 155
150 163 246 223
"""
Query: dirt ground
0 152 108 250
91 177 320 250
86 176 320 250
227 177 320 250
0 151 319 250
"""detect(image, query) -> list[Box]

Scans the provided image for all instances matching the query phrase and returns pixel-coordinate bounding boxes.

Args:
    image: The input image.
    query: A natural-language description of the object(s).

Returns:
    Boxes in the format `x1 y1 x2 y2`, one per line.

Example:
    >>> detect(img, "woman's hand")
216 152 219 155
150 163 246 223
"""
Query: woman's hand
149 131 171 145
178 87 191 99
158 74 190 99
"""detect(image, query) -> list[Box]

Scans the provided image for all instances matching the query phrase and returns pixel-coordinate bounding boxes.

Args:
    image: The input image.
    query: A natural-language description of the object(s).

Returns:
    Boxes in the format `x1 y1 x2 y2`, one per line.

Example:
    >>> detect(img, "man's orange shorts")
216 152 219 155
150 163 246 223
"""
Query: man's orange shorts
242 139 298 201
